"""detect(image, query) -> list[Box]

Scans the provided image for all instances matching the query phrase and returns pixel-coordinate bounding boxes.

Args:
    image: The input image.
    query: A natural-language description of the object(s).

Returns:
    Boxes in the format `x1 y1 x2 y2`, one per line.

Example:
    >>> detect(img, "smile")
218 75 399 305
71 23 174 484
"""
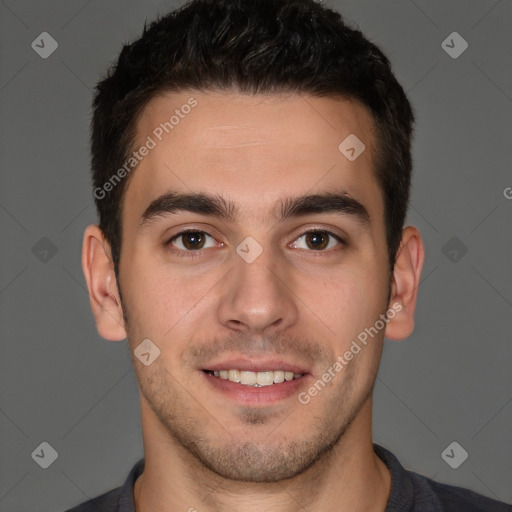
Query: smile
204 369 304 387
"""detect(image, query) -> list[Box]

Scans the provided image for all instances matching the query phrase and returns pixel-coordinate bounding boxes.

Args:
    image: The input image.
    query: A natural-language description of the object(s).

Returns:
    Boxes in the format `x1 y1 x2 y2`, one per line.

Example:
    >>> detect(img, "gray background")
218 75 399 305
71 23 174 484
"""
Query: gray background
0 0 511 510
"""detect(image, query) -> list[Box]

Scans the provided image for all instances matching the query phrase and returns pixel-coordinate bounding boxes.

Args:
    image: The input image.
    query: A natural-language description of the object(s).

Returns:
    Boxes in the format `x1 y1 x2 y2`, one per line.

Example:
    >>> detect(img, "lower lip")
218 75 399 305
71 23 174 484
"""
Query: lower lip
202 371 311 405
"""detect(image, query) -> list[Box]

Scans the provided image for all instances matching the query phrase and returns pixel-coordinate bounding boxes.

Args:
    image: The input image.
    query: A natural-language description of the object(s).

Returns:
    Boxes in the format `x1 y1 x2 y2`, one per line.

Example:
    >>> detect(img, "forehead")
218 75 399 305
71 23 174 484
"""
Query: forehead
123 90 383 228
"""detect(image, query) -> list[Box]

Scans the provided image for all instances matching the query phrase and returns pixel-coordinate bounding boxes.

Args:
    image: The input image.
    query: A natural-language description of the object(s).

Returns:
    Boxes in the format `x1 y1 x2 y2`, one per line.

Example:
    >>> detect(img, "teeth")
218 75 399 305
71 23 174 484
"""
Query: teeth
256 371 274 386
228 369 241 383
209 369 304 386
273 370 285 383
240 370 257 385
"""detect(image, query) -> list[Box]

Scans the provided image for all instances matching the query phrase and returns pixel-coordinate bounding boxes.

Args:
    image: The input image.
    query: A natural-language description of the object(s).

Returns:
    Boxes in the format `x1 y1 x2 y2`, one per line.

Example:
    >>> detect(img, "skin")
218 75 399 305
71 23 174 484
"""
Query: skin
82 90 424 512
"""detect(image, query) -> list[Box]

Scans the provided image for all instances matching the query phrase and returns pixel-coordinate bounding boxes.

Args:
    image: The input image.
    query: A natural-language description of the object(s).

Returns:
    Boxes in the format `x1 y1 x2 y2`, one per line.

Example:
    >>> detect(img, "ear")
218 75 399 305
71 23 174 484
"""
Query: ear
384 226 425 341
81 224 127 341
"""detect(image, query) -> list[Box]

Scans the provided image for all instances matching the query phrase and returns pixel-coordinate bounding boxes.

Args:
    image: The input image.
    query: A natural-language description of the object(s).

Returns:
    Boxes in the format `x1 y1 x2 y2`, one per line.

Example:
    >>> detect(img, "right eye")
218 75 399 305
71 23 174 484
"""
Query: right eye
166 230 221 256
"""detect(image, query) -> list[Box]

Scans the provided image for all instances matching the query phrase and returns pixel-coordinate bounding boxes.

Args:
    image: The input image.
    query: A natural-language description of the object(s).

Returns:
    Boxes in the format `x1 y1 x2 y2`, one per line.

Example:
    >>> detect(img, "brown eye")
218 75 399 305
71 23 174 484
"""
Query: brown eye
305 231 329 250
181 232 205 250
291 230 343 252
169 231 216 251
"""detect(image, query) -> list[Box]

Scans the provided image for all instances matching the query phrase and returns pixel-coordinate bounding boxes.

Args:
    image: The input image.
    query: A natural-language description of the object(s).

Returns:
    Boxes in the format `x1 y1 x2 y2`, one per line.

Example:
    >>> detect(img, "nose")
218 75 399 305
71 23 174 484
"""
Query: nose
216 243 299 335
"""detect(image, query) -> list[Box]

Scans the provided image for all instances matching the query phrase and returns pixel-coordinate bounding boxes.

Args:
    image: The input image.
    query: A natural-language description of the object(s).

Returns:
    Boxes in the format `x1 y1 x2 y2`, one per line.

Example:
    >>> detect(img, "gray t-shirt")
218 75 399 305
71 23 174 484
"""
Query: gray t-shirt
64 444 511 511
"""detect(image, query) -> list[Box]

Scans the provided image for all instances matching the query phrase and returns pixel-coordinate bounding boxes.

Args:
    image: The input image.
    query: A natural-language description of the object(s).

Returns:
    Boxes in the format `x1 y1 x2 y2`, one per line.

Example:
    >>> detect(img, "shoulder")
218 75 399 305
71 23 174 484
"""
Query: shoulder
422 476 512 512
374 444 511 512
62 486 122 512
62 457 144 512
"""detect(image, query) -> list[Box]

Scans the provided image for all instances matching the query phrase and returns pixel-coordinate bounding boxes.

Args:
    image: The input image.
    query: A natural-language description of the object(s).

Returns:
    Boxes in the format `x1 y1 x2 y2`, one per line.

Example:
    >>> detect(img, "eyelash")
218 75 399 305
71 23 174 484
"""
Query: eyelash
165 229 345 258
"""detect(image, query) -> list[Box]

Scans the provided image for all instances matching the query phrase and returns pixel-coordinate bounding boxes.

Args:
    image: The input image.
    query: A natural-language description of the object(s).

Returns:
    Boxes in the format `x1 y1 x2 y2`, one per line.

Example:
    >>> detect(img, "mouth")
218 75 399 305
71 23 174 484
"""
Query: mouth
200 360 311 404
203 369 305 387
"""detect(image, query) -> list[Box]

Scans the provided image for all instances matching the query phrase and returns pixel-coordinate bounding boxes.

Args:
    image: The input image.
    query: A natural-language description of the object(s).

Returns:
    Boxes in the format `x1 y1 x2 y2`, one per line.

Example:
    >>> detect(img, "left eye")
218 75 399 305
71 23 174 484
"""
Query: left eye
291 230 343 251
169 231 218 251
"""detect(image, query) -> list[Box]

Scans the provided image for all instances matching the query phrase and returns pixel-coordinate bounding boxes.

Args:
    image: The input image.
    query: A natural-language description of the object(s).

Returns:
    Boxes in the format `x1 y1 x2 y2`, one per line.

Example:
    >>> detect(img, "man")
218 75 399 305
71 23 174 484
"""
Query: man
68 0 511 510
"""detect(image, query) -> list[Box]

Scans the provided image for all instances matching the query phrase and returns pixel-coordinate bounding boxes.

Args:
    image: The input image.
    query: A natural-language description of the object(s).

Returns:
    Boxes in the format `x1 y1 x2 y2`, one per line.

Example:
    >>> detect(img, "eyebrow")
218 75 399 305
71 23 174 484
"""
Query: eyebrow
138 189 371 232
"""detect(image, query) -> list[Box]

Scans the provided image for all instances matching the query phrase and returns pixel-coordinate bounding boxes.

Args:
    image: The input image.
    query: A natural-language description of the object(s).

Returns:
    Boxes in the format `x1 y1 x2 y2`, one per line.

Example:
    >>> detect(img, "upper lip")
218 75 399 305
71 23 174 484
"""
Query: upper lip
203 358 309 374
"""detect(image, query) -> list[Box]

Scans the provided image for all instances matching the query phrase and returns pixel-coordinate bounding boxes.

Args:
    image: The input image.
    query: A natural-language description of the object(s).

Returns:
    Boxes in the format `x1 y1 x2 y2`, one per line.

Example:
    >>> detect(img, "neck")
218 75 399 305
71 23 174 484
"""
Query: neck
134 398 391 512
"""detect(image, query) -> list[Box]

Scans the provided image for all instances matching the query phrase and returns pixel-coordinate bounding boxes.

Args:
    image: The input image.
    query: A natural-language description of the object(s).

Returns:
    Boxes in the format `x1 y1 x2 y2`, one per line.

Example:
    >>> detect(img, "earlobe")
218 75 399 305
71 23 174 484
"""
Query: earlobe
81 225 127 341
384 226 425 341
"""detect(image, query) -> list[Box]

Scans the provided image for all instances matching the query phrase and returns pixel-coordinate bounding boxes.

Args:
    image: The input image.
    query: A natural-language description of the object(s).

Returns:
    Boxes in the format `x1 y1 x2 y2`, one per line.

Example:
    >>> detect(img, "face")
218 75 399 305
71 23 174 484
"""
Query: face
116 90 392 482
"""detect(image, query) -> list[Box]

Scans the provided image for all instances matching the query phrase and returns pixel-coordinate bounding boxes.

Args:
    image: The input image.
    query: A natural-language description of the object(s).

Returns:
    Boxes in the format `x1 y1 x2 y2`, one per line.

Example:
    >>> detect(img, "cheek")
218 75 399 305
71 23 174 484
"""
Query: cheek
119 255 176 337
124 261 218 344
307 265 388 343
